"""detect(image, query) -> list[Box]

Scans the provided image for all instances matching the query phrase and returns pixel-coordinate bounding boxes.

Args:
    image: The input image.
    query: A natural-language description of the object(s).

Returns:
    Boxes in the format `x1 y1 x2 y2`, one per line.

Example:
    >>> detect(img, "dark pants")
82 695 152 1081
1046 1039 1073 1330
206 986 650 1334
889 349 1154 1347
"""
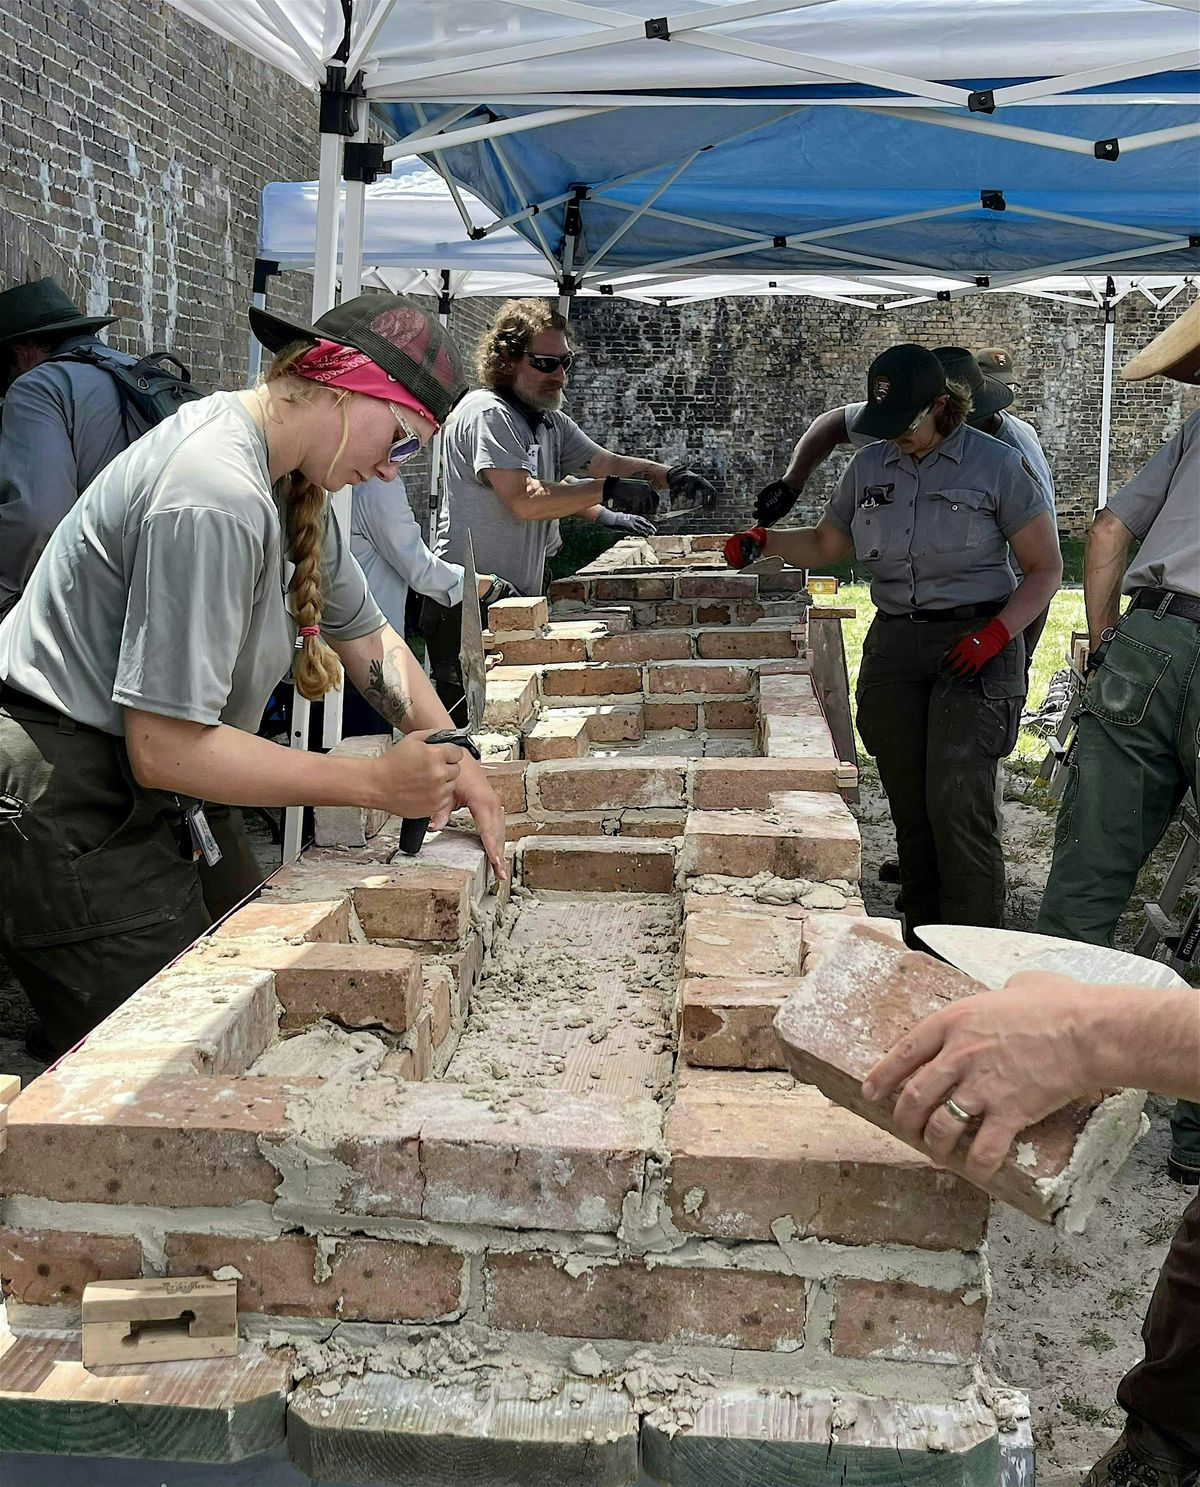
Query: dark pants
1038 604 1200 1170
856 612 1024 933
420 596 469 725
1118 1193 1200 1469
0 698 263 1057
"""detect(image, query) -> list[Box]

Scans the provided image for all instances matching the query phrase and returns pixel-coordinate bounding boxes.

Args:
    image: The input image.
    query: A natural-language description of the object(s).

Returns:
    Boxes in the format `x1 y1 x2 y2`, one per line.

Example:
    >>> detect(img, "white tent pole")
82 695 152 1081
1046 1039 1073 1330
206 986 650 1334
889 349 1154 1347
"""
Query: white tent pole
257 0 325 79
413 106 481 236
382 107 615 157
345 0 400 75
387 104 477 153
866 106 1200 160
584 150 701 274
1097 299 1117 510
993 49 1198 107
488 135 560 270
429 271 451 517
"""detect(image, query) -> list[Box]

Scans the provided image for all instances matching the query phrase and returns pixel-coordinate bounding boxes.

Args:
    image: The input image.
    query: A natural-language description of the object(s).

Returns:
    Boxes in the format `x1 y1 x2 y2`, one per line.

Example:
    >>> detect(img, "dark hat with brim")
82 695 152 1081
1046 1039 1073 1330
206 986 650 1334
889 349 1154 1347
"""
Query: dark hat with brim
854 343 948 439
249 292 468 425
975 346 1018 386
934 345 1014 425
0 277 117 348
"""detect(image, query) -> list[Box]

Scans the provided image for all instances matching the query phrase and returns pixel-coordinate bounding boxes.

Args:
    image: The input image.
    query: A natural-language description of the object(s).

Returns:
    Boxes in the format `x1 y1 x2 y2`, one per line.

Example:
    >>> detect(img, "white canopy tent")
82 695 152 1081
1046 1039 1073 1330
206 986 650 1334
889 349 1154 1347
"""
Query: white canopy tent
164 0 1200 856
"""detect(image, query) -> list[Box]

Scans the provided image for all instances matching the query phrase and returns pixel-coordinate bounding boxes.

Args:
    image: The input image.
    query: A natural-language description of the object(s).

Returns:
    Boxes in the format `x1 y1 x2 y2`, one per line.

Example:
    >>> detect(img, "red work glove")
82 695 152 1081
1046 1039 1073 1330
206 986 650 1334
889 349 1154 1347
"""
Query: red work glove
944 617 1011 679
724 526 767 570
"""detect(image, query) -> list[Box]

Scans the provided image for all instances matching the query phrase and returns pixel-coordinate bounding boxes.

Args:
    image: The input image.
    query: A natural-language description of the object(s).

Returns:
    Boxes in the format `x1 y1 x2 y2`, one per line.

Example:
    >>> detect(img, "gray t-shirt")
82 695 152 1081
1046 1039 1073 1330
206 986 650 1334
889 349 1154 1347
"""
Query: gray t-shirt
0 391 384 735
434 389 601 596
1108 410 1200 601
825 422 1047 614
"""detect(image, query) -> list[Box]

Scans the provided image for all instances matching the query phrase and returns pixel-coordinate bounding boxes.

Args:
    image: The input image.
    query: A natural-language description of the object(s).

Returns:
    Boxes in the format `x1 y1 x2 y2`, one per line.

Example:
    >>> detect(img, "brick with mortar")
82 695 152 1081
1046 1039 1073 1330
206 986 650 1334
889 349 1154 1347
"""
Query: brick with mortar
644 702 699 731
681 908 804 979
688 759 845 809
682 800 860 882
694 603 735 625
656 603 695 627
482 761 527 814
523 713 591 762
591 632 693 663
488 596 549 632
549 578 589 605
351 867 472 943
618 810 686 838
758 713 837 759
678 574 757 600
665 1076 989 1249
495 635 588 666
703 699 757 731
532 760 687 812
736 603 767 624
215 898 350 945
801 911 903 976
485 1252 804 1351
830 1279 987 1364
594 576 673 602
522 838 676 893
698 627 799 660
556 703 644 743
0 1227 143 1307
482 673 541 730
505 816 607 843
218 942 425 1034
540 662 641 698
423 965 455 1045
646 661 753 696
678 977 797 1070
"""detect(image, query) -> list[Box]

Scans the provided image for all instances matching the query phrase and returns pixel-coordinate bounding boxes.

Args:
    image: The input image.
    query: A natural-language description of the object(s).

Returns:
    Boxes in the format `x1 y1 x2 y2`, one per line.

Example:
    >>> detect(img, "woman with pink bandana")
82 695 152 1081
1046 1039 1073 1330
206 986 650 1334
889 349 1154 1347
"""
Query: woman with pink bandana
0 293 506 1058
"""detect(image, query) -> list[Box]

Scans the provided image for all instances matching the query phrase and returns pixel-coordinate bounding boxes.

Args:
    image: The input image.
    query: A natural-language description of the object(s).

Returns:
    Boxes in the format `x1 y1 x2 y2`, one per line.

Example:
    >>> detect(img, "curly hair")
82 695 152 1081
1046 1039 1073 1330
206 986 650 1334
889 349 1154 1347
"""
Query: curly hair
935 379 974 437
263 341 349 702
475 299 569 389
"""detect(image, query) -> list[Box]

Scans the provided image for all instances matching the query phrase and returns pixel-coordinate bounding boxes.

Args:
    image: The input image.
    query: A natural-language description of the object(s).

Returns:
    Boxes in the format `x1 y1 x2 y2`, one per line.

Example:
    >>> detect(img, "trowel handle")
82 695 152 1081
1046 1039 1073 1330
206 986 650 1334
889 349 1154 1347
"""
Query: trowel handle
396 728 480 857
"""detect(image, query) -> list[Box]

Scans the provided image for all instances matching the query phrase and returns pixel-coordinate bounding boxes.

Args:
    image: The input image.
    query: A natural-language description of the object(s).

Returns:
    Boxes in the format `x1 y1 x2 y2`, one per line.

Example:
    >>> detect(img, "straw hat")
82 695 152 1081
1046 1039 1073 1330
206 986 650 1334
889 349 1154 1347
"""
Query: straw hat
1120 299 1200 385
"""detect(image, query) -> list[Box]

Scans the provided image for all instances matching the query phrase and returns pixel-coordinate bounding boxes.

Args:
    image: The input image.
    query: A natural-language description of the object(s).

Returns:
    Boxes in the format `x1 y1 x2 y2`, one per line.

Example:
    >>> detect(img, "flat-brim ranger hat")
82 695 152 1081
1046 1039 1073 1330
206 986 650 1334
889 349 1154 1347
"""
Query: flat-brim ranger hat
854 343 948 440
1120 299 1200 386
0 277 118 347
934 345 1014 425
250 292 468 425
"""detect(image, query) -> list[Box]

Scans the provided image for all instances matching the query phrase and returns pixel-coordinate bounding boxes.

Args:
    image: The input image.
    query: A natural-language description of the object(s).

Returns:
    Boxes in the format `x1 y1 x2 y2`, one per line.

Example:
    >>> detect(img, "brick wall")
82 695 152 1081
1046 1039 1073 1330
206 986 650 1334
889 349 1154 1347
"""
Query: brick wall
0 0 320 389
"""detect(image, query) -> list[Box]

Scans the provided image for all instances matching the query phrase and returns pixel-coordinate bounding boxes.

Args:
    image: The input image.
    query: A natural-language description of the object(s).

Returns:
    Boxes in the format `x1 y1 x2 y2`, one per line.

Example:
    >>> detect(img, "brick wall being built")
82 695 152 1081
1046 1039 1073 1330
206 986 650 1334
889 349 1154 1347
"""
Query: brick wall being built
0 545 1042 1481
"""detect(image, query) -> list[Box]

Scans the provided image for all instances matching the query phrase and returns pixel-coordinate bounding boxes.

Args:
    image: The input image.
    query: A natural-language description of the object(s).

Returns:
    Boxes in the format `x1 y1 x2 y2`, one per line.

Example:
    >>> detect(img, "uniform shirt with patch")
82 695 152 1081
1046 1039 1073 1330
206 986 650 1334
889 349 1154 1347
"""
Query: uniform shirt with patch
434 388 601 596
825 421 1048 614
0 391 383 735
1107 410 1200 601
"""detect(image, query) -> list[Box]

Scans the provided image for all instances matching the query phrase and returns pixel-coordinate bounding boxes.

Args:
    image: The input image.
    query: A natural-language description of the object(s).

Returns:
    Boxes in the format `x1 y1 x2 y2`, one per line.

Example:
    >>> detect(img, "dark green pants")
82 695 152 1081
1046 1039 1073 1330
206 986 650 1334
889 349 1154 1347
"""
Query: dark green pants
0 699 263 1057
856 613 1025 933
1038 603 1200 1170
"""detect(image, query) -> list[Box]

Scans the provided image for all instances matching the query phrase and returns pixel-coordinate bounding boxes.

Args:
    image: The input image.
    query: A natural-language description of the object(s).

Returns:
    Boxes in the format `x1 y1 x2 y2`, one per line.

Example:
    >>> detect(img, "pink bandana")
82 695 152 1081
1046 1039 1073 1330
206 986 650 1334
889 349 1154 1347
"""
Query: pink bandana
292 338 438 428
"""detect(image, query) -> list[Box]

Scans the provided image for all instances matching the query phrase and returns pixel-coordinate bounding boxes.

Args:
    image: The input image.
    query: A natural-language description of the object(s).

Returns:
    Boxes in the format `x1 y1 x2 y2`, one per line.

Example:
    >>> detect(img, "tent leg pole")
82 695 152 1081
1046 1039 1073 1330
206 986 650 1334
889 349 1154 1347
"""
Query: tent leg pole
1097 302 1116 510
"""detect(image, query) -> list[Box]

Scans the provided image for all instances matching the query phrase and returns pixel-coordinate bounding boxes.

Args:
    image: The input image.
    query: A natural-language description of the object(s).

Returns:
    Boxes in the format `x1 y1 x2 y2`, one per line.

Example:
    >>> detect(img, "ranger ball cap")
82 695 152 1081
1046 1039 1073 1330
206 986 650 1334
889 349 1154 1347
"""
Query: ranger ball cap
250 292 469 425
933 346 1013 425
975 347 1017 386
853 343 948 440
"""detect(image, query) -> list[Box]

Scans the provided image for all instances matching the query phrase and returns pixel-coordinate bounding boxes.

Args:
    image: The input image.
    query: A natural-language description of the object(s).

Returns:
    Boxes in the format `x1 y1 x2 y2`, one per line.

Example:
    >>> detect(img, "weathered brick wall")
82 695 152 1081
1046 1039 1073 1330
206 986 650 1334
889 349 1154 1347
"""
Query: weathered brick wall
0 0 320 389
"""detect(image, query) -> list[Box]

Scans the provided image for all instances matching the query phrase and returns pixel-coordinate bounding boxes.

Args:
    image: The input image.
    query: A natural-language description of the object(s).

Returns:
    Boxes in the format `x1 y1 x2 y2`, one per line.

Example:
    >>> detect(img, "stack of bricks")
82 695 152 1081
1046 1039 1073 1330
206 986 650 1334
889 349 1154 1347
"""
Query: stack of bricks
0 545 1014 1480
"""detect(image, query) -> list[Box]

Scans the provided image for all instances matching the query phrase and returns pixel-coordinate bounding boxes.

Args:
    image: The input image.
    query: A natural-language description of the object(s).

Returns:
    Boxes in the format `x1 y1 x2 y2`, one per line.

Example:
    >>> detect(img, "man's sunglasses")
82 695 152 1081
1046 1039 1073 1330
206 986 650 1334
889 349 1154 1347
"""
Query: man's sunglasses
387 404 425 465
525 351 575 374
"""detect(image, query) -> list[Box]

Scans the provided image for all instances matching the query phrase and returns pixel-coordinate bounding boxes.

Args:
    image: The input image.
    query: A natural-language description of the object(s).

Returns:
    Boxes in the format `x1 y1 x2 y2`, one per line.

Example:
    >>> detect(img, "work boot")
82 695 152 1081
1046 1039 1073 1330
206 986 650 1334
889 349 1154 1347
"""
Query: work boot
878 856 901 883
1166 1156 1200 1188
1082 1432 1198 1487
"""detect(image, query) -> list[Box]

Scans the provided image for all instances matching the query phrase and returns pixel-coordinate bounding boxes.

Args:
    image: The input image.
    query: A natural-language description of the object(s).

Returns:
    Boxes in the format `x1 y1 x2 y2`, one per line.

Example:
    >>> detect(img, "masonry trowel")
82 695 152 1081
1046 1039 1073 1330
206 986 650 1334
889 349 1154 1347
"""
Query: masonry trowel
395 531 486 857
916 924 1188 991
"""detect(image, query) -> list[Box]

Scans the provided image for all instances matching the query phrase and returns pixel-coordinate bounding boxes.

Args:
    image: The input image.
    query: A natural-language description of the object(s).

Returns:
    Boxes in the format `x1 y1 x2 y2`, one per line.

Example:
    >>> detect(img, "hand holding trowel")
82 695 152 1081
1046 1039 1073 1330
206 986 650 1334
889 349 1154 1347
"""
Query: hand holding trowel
396 531 487 857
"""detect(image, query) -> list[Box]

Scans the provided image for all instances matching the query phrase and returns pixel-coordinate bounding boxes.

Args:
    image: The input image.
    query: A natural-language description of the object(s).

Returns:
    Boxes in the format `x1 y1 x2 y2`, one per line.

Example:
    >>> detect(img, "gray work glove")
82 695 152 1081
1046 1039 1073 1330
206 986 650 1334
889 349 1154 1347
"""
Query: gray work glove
667 463 719 511
597 507 657 536
601 475 658 517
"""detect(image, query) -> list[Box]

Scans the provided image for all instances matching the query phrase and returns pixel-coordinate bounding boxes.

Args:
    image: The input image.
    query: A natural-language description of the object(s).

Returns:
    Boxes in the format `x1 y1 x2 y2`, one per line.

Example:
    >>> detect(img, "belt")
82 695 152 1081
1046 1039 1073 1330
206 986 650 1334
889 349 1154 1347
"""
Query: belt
878 600 1005 624
1130 588 1200 624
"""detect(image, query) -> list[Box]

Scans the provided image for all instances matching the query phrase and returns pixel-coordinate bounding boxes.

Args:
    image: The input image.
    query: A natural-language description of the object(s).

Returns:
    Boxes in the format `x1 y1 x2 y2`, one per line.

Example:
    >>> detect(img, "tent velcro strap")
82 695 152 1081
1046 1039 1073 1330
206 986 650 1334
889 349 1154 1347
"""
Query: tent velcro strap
1094 138 1120 161
645 17 670 40
937 290 952 301
344 142 391 184
968 90 996 114
975 275 990 288
559 274 578 296
981 190 1006 212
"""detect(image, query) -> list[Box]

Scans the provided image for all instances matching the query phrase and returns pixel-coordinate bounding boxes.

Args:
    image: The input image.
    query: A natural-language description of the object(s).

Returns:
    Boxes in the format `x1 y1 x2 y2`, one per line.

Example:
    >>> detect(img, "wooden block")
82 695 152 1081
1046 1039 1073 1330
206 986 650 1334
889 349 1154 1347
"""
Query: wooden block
82 1276 238 1366
0 1075 19 1156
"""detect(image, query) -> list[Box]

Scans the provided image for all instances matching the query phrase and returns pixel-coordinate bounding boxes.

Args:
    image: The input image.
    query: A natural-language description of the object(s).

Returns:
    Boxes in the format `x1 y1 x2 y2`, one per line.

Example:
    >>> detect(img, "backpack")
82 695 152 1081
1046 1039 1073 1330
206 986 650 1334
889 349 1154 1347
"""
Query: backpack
48 342 204 439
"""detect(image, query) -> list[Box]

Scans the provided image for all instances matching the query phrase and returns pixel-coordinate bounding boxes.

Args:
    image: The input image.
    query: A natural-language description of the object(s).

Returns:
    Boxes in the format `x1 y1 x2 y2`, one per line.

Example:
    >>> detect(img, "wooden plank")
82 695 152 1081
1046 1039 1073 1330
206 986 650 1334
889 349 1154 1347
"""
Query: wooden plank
806 611 859 803
288 1373 639 1485
0 1333 287 1462
641 1387 999 1487
82 1277 238 1366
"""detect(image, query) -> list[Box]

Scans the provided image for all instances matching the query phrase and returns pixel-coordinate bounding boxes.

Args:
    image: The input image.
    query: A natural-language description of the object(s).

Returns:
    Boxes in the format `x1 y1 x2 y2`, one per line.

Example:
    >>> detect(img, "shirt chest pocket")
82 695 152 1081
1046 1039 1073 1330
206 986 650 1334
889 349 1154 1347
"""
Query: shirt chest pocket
850 492 902 561
926 487 992 553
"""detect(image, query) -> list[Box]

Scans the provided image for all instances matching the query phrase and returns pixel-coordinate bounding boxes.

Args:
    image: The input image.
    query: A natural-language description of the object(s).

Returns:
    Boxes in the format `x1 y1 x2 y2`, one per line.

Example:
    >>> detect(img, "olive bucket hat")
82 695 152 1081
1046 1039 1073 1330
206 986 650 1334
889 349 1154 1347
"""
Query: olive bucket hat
250 292 468 424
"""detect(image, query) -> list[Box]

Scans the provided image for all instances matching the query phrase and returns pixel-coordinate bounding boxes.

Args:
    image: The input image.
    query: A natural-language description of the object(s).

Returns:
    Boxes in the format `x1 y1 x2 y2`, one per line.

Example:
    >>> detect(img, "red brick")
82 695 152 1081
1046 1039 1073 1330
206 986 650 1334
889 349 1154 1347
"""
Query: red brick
678 574 757 600
423 965 454 1046
618 810 686 838
488 596 549 632
574 703 643 742
665 1078 989 1250
644 701 699 731
800 911 903 976
694 603 735 625
595 576 673 602
678 978 796 1070
532 760 686 812
522 838 676 893
681 908 804 979
681 800 860 882
688 759 845 809
758 712 838 759
656 603 694 627
697 628 798 660
352 867 472 942
541 662 641 698
409 1005 434 1080
591 632 692 663
163 1232 463 1322
831 1279 986 1364
646 662 753 696
483 761 527 814
0 1227 143 1306
432 930 484 1015
486 1252 803 1350
736 603 767 624
524 713 591 761
549 578 589 604
689 534 729 552
496 635 587 666
0 1074 311 1206
703 699 756 730
773 925 1126 1226
216 898 350 944
239 942 425 1033
505 815 606 842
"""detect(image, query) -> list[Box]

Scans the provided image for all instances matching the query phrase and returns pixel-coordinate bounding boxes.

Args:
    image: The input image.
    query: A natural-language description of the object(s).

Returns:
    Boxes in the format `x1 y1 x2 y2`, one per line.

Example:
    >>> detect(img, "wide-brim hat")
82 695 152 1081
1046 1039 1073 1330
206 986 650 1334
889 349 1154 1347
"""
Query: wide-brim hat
854 343 948 439
1120 300 1200 386
0 277 117 347
934 345 1014 424
250 292 468 425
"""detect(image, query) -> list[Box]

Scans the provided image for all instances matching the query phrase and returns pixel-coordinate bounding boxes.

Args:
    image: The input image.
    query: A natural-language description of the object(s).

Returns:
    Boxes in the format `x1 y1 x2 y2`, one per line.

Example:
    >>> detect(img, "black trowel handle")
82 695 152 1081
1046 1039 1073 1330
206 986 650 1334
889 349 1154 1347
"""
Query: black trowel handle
396 727 481 856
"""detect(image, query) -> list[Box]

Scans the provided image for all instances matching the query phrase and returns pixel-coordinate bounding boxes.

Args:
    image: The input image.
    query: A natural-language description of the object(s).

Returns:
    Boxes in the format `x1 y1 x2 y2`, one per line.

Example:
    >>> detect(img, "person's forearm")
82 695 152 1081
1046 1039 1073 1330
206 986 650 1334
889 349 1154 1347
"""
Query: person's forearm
781 409 849 489
125 713 389 810
762 525 833 568
997 561 1061 641
333 624 456 733
1085 514 1134 648
504 476 610 521
599 453 670 488
1085 986 1200 1101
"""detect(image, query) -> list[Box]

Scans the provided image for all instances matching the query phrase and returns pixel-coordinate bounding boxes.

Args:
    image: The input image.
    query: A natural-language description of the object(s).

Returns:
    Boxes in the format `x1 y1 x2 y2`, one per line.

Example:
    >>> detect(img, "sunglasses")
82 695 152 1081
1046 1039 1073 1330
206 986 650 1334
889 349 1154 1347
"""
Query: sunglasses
387 404 424 465
899 404 932 435
525 351 574 374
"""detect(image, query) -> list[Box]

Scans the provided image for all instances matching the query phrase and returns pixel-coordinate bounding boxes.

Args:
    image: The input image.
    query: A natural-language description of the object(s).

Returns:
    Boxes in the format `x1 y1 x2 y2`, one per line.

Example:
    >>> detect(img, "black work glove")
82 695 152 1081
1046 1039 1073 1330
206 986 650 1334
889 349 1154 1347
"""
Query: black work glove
754 478 800 528
479 575 518 608
667 463 718 511
602 475 658 517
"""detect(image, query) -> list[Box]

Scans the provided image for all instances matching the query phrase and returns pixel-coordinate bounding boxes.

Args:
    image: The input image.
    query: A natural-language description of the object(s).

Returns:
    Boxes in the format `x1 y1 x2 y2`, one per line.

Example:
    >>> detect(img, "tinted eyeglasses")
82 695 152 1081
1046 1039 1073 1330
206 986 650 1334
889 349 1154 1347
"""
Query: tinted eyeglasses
525 351 574 374
387 404 424 465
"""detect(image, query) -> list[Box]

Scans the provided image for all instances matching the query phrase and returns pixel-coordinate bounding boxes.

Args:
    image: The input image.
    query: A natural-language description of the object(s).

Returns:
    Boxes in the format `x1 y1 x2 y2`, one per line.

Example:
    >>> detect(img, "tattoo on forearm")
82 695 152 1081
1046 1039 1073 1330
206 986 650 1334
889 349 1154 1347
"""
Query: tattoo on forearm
365 654 412 728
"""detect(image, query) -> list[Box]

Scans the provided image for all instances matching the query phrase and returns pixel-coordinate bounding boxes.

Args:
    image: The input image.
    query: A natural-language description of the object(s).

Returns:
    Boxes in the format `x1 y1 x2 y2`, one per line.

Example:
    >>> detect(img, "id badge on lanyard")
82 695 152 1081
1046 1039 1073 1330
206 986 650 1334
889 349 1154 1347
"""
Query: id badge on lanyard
184 804 223 867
